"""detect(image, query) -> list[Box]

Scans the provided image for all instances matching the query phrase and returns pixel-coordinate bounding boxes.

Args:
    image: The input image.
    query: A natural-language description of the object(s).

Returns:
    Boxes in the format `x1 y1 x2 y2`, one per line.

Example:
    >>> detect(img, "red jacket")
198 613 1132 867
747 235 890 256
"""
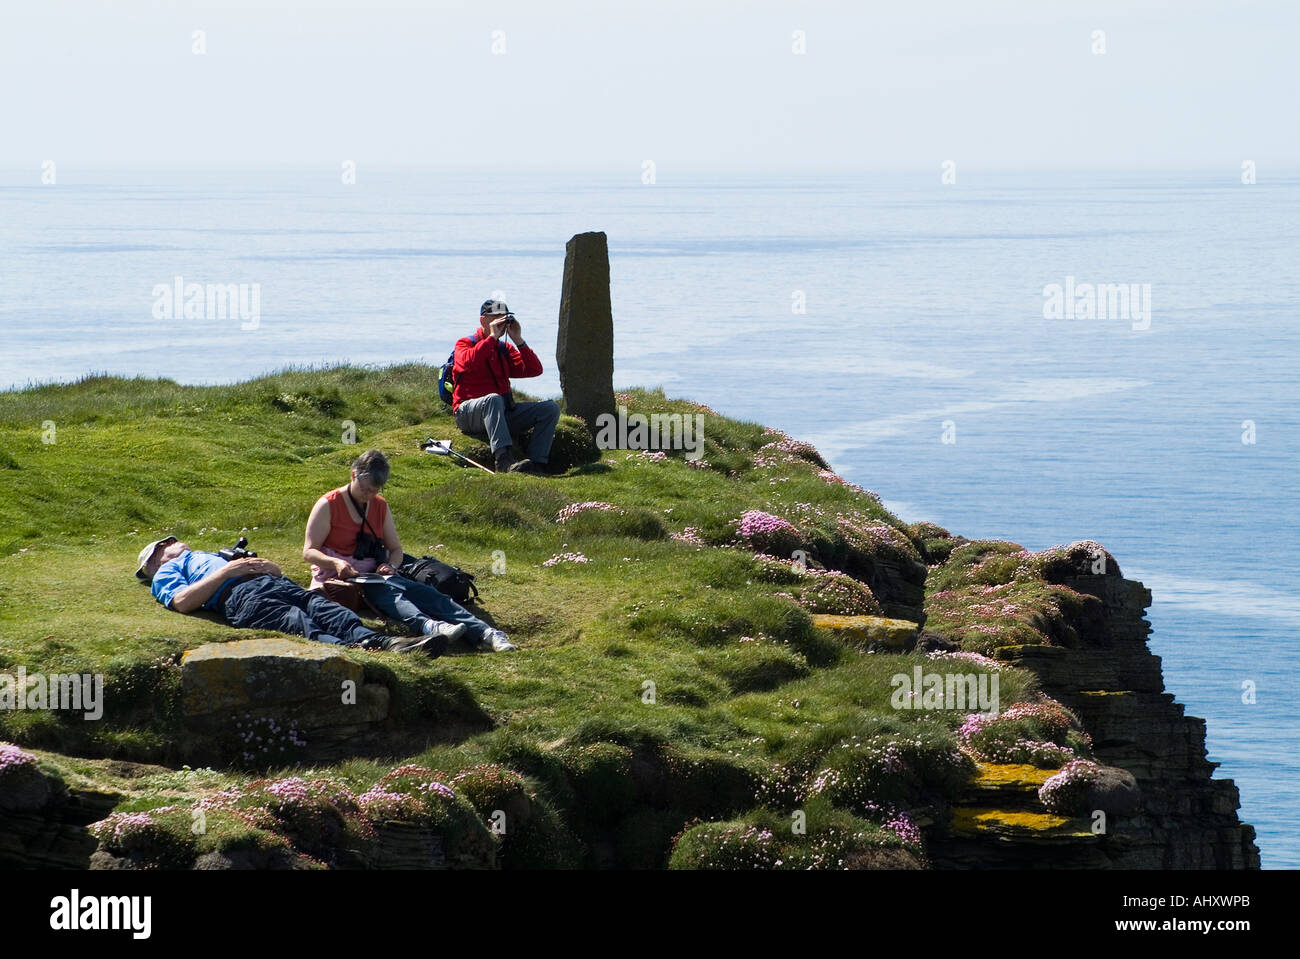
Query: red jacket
452 329 543 412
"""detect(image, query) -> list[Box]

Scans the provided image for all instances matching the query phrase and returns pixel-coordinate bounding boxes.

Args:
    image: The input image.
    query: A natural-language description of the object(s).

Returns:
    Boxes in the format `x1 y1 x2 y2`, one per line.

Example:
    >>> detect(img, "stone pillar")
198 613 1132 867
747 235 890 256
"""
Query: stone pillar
556 231 616 434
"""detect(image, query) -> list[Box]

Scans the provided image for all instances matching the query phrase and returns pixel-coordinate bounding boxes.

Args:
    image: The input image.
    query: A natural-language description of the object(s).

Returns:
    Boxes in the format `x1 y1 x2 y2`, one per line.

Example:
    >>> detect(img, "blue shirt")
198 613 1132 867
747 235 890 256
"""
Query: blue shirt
151 551 237 611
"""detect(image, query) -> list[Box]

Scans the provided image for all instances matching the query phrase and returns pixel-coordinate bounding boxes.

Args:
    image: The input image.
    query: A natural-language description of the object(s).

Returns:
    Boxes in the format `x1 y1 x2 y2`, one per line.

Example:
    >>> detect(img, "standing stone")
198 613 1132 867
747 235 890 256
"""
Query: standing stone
557 231 616 434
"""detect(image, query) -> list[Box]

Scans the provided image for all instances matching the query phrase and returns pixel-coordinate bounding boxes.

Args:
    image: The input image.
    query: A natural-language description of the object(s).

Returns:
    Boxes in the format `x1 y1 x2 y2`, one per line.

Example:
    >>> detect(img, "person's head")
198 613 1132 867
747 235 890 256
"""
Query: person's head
135 536 189 583
349 449 390 503
480 298 509 334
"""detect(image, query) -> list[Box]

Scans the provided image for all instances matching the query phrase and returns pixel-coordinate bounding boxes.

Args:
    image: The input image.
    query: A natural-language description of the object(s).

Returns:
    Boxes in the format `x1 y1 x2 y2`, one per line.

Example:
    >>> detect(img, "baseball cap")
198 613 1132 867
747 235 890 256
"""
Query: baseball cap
480 299 509 316
135 536 178 582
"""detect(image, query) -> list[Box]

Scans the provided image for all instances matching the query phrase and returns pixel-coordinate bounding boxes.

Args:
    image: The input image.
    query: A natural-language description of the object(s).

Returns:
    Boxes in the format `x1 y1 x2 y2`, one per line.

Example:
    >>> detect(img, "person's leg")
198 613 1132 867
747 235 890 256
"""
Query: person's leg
505 399 561 464
365 576 492 641
454 394 514 456
360 580 432 634
298 588 385 647
223 577 352 645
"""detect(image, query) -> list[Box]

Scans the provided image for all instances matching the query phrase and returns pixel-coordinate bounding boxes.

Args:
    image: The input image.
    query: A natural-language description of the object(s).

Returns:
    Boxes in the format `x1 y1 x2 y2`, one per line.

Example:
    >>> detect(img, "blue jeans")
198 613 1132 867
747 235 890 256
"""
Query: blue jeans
454 393 561 463
222 575 381 647
362 575 491 640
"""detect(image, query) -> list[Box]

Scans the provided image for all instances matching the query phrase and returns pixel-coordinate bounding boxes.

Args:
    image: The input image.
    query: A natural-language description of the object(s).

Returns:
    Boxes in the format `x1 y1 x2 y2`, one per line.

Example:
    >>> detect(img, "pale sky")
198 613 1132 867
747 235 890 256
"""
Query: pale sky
2 0 1296 172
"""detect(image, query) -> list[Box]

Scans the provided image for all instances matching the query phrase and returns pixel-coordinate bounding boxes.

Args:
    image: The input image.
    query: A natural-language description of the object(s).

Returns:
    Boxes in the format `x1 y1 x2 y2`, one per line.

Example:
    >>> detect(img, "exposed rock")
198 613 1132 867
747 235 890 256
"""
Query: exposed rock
930 568 1260 869
192 848 310 870
0 759 118 869
0 762 52 812
916 630 960 653
556 231 616 434
1082 765 1142 818
181 637 390 731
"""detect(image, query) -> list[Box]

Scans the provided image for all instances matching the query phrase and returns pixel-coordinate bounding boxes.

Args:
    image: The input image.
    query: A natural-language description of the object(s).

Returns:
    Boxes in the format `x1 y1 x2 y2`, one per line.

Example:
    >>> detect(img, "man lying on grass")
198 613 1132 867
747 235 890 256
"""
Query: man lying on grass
134 536 437 655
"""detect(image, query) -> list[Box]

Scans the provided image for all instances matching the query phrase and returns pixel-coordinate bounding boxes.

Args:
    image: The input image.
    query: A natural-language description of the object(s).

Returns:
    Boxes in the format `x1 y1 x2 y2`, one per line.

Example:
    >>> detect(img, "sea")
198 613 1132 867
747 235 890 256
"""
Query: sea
1 168 1296 866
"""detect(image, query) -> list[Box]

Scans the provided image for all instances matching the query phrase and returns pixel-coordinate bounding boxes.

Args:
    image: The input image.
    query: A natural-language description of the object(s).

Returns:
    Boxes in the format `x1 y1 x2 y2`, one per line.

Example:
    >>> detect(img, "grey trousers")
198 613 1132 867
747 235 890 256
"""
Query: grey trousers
454 393 561 463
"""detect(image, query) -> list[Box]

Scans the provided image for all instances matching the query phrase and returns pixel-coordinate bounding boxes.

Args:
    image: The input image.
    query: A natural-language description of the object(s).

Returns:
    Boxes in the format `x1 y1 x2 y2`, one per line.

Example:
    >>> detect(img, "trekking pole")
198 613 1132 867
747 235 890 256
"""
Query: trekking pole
420 438 496 474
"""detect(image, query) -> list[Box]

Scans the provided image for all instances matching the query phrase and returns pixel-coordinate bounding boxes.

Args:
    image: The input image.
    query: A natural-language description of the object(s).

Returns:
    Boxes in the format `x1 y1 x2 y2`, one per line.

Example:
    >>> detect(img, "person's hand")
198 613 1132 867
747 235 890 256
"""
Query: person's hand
333 558 360 579
376 563 397 576
225 557 281 578
489 316 510 339
504 318 522 342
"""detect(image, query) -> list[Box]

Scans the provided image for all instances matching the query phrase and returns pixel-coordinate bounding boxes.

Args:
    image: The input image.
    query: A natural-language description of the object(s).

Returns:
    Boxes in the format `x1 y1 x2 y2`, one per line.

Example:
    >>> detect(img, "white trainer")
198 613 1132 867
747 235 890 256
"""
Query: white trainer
479 628 518 652
424 620 469 642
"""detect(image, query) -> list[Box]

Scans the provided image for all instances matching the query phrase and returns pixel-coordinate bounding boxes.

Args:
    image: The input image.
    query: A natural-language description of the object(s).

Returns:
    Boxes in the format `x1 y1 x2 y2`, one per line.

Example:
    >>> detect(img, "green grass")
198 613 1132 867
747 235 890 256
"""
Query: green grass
0 364 1056 868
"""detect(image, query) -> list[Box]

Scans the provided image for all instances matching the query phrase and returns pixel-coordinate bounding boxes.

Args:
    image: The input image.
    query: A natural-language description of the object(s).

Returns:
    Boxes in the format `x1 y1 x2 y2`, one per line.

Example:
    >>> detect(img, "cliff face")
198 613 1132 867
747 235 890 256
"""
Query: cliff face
930 565 1260 869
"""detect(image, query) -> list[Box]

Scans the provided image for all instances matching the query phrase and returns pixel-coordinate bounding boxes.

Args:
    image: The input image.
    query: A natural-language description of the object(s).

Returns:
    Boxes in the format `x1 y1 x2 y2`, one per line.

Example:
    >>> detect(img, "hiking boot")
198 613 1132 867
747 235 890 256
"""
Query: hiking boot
423 634 449 658
517 461 551 476
494 448 520 472
381 634 433 654
478 628 518 652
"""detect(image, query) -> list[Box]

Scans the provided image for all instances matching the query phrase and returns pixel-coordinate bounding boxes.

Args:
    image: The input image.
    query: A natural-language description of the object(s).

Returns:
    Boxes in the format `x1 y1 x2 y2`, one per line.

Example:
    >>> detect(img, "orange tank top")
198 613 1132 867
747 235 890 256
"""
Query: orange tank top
321 487 389 557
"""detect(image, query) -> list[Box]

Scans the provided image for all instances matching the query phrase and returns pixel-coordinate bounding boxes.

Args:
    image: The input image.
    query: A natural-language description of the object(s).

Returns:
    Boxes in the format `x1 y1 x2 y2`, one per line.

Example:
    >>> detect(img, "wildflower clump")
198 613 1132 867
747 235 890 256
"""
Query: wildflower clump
372 764 498 867
670 526 706 546
1038 758 1106 814
734 510 803 557
923 540 1101 654
556 502 616 524
752 434 829 471
542 551 590 567
89 806 197 868
669 806 924 870
750 554 882 615
0 742 38 777
669 822 781 868
231 777 364 859
803 732 974 808
958 697 1092 768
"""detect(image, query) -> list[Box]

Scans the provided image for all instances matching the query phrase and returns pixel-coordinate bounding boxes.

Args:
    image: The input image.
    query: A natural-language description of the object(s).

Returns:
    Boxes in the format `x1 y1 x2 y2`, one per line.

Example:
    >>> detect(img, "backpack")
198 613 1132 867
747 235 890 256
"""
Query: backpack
438 349 458 405
438 331 484 405
398 553 480 605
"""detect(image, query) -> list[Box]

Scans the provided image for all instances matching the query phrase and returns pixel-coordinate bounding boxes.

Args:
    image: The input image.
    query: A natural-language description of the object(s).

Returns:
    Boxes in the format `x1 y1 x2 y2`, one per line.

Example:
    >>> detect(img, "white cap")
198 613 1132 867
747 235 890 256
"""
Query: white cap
135 536 177 581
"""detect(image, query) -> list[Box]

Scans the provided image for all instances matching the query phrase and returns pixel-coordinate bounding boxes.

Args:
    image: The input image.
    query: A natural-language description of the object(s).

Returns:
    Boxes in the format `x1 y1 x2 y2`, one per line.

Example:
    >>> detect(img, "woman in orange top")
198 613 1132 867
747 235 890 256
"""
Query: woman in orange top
303 449 516 653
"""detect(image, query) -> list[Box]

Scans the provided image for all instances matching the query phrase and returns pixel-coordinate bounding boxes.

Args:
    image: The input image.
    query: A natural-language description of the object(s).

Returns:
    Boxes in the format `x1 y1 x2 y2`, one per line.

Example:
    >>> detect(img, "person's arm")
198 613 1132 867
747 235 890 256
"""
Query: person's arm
170 557 280 613
304 496 357 579
376 507 403 575
505 323 543 377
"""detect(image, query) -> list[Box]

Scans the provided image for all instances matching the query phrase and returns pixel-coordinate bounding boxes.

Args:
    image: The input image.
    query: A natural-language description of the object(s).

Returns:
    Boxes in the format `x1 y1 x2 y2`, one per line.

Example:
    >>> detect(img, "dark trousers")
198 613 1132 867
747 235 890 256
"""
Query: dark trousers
221 575 380 647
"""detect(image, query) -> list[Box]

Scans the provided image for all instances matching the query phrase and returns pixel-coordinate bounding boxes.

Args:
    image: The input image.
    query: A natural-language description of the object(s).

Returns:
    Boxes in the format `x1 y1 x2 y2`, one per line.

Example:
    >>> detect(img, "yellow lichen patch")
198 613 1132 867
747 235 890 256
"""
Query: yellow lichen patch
810 614 918 649
1078 689 1134 697
973 762 1057 789
950 806 1094 838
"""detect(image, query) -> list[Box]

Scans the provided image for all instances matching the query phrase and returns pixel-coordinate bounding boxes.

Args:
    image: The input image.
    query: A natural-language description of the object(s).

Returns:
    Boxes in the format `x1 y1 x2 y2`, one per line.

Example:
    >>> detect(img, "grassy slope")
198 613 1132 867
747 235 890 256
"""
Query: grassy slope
0 365 1045 867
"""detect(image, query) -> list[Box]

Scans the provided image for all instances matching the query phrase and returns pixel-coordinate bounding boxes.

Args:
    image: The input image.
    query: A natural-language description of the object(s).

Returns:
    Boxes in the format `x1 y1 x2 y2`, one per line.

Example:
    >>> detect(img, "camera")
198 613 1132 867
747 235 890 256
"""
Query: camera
353 531 389 564
218 536 257 561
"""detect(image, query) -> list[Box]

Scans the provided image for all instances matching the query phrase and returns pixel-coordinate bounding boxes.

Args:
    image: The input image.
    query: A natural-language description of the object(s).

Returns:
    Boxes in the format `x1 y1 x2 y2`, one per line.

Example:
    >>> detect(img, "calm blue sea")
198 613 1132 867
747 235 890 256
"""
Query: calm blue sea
1 168 1296 866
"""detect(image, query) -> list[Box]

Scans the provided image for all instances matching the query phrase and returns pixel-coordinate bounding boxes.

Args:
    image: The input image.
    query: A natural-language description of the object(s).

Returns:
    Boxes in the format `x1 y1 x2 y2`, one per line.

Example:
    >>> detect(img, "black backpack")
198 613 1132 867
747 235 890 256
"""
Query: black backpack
398 553 480 605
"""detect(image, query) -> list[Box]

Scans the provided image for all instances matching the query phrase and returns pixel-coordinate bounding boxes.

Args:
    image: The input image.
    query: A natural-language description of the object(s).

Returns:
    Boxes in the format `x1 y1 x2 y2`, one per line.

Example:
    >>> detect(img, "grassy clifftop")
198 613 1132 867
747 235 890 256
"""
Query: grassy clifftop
0 365 1109 869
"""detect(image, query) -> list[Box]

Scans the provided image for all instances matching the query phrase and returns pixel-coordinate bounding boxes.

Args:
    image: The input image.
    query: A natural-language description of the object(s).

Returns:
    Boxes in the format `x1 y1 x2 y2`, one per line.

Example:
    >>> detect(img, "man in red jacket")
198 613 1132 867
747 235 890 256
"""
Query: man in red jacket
452 299 561 474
